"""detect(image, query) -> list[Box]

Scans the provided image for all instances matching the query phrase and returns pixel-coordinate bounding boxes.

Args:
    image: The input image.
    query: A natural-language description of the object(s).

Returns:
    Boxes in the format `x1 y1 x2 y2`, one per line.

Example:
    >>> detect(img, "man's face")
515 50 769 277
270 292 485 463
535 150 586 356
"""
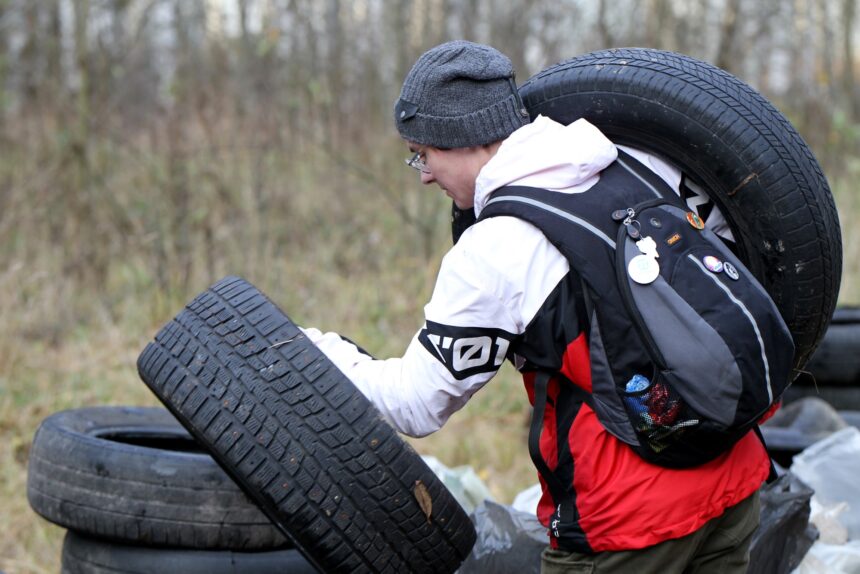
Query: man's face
406 143 486 209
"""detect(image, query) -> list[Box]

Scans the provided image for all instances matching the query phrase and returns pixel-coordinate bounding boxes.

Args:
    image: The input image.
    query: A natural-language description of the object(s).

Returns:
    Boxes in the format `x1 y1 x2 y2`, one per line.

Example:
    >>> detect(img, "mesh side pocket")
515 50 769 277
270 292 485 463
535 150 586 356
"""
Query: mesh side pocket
622 374 700 453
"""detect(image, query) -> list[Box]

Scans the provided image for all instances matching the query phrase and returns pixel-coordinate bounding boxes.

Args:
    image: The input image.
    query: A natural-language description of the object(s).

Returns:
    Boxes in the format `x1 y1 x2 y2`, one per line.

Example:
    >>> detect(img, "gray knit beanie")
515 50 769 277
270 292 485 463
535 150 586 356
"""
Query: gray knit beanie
394 41 530 149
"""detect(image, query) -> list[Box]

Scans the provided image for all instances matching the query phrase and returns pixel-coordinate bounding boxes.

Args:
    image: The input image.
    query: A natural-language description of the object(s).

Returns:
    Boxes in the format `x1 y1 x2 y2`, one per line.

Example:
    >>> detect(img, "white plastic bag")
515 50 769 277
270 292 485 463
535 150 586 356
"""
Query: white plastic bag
791 427 860 539
421 455 494 513
794 541 860 573
512 483 542 516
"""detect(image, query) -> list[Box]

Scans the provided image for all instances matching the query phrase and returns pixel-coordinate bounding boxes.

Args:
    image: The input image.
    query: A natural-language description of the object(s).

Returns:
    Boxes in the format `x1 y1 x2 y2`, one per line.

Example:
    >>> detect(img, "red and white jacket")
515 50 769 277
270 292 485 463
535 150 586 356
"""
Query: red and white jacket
304 115 769 553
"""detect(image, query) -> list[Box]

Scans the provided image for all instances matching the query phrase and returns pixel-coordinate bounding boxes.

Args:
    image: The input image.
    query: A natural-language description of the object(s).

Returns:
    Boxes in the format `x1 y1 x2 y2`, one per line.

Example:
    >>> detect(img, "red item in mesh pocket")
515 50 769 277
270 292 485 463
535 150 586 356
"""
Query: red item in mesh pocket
647 382 681 426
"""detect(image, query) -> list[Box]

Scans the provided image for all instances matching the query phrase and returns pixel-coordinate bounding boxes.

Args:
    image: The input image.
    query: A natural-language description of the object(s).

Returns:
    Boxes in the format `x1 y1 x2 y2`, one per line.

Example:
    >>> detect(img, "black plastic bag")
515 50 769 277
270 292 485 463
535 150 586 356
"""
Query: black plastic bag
748 472 818 574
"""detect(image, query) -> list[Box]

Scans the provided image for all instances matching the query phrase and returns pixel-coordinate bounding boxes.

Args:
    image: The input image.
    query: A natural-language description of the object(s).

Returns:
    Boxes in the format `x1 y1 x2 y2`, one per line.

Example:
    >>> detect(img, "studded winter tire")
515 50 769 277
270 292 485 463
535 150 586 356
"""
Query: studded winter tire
519 47 842 370
27 406 287 549
61 530 314 574
136 276 477 574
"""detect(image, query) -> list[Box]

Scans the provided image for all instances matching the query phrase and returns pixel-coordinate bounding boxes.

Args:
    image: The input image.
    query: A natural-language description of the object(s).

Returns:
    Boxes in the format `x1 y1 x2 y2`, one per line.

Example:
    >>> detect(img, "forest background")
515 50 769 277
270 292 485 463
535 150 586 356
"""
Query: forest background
1 0 858 571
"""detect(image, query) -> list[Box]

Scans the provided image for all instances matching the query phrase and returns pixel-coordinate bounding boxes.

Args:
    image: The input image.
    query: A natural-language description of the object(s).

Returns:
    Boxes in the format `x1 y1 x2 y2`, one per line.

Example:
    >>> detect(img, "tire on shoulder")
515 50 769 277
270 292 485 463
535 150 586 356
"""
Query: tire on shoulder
137 276 477 574
519 47 842 370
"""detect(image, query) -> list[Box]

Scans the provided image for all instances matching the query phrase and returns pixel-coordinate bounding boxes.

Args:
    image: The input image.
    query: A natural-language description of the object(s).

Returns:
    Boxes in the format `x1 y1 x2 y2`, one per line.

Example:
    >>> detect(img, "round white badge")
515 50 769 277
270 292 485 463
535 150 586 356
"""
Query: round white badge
628 255 660 284
723 261 740 280
703 255 724 274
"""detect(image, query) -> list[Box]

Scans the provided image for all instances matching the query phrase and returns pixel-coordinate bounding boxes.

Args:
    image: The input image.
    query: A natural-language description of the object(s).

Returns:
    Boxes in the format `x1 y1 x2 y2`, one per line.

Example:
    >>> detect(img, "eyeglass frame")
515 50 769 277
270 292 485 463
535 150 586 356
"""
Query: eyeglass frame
405 151 430 174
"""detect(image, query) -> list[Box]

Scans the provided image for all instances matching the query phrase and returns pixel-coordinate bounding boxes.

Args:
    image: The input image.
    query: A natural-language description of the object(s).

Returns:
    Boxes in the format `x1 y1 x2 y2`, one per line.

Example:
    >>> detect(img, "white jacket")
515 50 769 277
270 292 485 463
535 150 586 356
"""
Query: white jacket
304 116 717 437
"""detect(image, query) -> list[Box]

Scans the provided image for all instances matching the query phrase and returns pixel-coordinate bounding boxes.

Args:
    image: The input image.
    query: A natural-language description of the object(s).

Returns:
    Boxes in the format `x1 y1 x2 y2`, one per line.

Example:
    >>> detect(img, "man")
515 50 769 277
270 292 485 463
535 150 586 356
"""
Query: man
303 41 769 573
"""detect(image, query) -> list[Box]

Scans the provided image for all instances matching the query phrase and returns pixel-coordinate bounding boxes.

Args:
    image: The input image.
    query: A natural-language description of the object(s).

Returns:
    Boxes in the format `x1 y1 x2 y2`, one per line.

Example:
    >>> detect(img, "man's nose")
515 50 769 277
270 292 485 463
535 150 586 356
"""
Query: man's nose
420 170 435 185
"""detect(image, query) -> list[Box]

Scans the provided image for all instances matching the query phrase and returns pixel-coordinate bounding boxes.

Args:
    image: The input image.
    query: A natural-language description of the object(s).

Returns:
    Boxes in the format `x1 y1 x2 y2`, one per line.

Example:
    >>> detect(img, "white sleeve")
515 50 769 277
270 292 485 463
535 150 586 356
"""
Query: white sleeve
303 216 569 437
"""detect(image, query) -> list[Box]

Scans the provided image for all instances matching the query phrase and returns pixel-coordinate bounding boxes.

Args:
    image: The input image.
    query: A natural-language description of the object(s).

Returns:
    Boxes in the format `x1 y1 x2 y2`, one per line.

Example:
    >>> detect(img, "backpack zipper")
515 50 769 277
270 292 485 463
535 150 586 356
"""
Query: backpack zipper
614 220 668 370
613 200 679 370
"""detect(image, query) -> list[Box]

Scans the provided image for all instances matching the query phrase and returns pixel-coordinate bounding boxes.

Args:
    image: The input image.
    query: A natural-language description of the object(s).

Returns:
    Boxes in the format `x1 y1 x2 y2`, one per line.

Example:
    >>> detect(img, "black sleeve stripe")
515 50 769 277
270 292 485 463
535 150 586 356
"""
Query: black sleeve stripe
418 321 517 381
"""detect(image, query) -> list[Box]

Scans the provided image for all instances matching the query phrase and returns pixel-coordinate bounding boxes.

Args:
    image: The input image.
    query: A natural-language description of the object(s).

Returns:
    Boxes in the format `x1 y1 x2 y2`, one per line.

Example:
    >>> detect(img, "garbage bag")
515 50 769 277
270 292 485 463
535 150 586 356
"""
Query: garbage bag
461 474 817 574
511 483 542 516
458 500 546 574
794 540 860 573
791 427 860 539
808 498 849 545
421 456 495 513
766 397 848 436
748 472 818 574
761 397 847 467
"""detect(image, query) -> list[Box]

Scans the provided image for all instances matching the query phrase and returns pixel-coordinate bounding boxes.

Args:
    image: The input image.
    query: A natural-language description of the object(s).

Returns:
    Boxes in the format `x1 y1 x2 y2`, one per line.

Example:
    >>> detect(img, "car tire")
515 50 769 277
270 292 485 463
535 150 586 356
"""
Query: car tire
61 530 314 574
136 276 477 574
801 307 860 386
519 47 842 370
27 406 287 550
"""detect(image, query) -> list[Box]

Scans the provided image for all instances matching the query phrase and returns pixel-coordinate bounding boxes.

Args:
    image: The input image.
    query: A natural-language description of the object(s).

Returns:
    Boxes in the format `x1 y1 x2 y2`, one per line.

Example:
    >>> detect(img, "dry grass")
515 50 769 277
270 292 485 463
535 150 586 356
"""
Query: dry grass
0 126 855 572
0 130 539 572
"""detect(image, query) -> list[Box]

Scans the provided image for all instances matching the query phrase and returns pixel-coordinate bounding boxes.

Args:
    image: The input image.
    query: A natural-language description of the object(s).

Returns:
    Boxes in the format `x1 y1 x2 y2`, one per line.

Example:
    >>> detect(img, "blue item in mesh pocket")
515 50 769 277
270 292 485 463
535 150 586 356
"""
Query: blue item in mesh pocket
479 150 795 468
625 374 650 393
623 375 650 418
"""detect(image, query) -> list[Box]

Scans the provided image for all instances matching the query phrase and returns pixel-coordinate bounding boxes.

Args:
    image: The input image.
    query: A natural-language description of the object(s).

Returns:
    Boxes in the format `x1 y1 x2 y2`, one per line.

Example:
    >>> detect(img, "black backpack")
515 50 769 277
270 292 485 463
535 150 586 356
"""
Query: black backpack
480 150 795 468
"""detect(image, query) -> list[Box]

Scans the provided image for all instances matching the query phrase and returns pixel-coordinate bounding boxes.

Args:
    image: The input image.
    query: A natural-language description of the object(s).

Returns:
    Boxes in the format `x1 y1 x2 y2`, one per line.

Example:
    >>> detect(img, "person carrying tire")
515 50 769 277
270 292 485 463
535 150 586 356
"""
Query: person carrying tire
303 40 774 573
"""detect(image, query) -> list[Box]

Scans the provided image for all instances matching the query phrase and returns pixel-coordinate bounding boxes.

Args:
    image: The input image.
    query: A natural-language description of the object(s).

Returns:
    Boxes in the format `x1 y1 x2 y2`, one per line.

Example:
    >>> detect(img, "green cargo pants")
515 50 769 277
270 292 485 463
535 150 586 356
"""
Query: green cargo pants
541 490 760 574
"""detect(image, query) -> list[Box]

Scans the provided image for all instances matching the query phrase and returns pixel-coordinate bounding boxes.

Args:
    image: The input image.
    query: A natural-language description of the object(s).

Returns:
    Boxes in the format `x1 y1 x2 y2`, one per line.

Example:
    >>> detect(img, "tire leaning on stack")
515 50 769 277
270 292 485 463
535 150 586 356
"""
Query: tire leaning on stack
136 276 477 574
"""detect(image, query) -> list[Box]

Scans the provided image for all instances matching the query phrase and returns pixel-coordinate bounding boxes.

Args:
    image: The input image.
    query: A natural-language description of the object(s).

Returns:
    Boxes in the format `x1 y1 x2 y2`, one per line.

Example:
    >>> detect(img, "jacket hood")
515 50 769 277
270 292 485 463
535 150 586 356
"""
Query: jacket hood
473 115 617 217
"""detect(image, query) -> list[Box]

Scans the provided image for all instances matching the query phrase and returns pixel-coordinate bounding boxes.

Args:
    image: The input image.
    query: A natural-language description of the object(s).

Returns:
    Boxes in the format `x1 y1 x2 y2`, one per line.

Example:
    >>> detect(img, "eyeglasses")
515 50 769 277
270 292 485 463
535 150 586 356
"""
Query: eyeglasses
405 151 430 174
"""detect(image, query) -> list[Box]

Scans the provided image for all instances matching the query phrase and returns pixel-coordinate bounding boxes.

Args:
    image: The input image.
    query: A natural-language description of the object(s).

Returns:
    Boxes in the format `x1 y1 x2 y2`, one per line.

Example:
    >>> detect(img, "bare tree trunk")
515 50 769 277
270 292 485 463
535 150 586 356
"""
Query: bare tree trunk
488 2 534 80
672 0 705 56
749 0 778 91
326 0 343 139
715 0 743 74
0 0 9 137
597 0 615 47
844 0 859 120
60 0 98 285
170 0 193 295
237 0 252 119
73 0 90 173
47 0 62 111
644 0 674 50
20 2 41 107
818 2 837 101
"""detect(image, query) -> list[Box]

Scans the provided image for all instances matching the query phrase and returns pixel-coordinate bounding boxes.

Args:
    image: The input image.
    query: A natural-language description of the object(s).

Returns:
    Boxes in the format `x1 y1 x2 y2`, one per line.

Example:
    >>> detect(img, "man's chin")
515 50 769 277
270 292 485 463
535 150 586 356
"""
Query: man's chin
444 189 473 210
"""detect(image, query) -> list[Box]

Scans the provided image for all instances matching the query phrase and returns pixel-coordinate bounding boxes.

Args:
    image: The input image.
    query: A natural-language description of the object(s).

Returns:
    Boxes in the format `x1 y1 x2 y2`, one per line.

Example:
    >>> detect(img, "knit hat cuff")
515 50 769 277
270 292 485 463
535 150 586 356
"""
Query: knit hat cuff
396 92 529 148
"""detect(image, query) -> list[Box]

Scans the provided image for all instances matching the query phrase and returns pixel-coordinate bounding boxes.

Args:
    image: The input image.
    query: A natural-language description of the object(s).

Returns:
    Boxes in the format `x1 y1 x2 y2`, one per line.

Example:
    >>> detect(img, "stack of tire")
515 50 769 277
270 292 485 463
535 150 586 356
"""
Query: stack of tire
759 308 860 467
785 307 860 408
27 406 315 573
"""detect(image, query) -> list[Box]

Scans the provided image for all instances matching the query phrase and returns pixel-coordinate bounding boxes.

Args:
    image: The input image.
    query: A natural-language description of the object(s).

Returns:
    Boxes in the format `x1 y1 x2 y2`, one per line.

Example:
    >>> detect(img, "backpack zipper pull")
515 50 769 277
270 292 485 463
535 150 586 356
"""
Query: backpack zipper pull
611 209 629 221
618 208 641 239
612 208 641 238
